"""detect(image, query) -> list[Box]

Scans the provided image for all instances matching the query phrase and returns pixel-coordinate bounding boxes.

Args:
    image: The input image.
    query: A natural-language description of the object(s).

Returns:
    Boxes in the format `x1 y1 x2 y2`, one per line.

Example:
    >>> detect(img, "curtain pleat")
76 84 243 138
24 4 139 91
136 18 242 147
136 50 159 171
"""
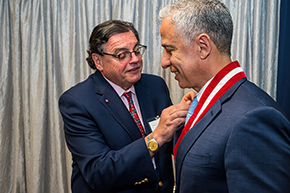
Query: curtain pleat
0 0 280 192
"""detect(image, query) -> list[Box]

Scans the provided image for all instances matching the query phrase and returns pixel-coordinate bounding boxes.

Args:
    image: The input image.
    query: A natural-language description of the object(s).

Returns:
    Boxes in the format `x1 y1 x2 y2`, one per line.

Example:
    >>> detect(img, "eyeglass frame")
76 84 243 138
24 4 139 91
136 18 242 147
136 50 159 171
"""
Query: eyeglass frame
102 44 147 62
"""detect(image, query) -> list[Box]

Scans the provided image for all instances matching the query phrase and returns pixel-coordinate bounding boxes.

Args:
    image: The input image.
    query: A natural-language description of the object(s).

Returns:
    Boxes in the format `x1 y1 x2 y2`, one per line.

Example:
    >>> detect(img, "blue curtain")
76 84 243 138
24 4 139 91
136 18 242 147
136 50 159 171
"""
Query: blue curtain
277 0 290 121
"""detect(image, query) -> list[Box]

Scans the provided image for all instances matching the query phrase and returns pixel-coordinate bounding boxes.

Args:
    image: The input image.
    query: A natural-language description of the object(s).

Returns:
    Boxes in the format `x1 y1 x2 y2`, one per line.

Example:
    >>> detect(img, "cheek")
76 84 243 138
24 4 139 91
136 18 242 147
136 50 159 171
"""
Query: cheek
120 63 129 72
103 62 121 75
170 54 184 69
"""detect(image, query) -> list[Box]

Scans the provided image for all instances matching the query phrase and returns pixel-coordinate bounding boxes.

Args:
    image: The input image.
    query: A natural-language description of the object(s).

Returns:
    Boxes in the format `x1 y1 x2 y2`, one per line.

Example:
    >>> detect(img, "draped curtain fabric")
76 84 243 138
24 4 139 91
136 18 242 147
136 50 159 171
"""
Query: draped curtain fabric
0 0 280 192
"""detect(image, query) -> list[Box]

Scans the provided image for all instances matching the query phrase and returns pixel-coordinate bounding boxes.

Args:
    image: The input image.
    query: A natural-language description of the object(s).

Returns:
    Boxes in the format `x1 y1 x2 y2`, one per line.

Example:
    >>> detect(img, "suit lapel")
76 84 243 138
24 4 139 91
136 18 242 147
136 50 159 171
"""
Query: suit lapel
175 78 247 189
175 101 221 168
93 71 143 140
135 78 156 134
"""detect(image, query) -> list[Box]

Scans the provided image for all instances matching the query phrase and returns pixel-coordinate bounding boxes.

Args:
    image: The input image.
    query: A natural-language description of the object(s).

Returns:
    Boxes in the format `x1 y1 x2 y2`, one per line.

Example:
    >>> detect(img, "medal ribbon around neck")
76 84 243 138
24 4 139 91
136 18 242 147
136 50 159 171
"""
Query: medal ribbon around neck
173 61 246 160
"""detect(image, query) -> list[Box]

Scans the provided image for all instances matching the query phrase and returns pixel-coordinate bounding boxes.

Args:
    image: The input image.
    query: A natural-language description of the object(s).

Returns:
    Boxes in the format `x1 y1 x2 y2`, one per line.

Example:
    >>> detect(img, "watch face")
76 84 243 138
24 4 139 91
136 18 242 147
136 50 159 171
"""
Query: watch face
149 141 158 151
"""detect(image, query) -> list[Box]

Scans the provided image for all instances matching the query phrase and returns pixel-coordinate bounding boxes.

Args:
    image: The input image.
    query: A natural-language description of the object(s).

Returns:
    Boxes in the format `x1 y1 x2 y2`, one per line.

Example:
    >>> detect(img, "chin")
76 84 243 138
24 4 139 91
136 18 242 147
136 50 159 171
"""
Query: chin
178 81 184 88
178 82 189 89
131 75 141 83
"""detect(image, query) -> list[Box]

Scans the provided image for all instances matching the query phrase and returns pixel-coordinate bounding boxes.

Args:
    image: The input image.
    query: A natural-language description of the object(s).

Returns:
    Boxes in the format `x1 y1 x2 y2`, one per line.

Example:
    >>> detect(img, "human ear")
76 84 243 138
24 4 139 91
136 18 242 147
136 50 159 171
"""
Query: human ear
196 33 211 59
92 53 103 71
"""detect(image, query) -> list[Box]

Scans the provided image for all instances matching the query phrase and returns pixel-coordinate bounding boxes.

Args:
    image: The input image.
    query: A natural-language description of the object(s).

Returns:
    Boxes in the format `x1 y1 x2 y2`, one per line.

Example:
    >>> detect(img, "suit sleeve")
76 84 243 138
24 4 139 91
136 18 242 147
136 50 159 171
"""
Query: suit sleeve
225 106 290 192
59 93 158 192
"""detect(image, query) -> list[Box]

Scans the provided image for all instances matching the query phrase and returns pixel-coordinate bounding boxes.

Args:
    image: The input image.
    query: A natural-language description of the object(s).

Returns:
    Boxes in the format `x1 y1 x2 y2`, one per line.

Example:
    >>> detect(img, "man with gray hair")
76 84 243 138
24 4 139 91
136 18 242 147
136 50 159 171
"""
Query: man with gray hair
159 0 290 192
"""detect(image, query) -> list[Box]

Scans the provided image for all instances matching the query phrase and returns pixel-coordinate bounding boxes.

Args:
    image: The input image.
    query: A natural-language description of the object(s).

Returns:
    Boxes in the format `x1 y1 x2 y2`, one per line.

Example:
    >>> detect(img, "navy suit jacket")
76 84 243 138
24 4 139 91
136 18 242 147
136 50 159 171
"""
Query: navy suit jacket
59 71 174 193
174 78 290 193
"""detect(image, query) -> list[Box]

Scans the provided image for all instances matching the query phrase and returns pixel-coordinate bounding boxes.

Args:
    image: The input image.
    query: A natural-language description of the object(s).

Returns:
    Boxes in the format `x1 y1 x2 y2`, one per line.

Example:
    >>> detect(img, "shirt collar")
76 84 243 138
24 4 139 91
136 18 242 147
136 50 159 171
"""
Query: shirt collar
103 76 136 97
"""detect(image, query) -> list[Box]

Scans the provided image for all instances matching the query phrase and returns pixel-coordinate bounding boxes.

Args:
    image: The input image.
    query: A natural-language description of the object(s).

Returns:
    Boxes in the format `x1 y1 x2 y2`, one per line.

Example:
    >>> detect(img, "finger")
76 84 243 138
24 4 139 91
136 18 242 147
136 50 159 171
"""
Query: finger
160 103 186 117
181 91 196 104
159 108 187 128
168 106 188 121
169 103 190 115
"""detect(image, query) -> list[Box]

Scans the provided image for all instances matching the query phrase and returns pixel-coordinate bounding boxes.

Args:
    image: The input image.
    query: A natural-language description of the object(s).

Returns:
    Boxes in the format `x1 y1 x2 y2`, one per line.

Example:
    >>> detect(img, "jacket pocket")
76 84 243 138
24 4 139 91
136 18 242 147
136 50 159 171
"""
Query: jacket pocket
183 153 211 167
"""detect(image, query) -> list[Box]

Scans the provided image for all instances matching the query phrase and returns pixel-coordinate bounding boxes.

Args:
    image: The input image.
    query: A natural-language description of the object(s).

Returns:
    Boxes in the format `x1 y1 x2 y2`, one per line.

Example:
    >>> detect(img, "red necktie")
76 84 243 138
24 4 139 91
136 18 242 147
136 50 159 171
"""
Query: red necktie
123 92 146 137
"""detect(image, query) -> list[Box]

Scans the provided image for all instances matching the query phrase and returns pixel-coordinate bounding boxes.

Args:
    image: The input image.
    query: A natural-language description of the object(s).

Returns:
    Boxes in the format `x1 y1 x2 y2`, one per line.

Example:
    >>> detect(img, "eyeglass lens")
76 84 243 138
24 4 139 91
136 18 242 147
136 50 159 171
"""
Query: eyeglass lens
118 46 146 61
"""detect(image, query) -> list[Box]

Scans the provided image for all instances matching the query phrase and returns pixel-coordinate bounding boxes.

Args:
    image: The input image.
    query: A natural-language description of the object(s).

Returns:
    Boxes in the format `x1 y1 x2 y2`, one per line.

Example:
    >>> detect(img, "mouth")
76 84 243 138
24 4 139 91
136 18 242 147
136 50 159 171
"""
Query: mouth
127 67 141 73
172 71 179 80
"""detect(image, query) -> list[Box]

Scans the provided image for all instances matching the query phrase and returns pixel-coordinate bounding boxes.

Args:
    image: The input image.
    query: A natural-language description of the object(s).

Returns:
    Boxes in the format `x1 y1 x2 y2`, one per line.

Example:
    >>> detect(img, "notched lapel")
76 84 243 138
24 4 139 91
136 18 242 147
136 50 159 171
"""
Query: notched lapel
99 90 143 140
93 71 143 140
135 83 156 134
176 101 221 160
175 79 246 188
175 100 221 184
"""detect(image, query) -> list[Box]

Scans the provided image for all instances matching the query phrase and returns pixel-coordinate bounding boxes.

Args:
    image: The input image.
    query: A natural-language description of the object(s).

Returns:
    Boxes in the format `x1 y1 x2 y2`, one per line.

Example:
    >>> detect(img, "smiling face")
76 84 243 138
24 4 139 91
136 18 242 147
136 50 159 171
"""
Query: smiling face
160 17 206 91
92 30 143 90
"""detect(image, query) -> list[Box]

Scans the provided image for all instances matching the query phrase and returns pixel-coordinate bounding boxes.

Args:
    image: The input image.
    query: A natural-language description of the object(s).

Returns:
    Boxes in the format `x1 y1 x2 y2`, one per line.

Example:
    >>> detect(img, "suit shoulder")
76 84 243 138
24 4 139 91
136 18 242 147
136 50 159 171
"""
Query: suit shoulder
141 73 163 79
139 73 166 84
59 73 95 99
232 80 286 116
241 81 279 107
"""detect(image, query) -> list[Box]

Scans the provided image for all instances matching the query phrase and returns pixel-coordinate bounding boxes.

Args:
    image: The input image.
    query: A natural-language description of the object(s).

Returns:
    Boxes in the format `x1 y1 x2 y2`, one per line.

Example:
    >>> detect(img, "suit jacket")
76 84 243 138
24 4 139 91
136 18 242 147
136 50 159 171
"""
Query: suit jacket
59 71 174 193
174 78 290 193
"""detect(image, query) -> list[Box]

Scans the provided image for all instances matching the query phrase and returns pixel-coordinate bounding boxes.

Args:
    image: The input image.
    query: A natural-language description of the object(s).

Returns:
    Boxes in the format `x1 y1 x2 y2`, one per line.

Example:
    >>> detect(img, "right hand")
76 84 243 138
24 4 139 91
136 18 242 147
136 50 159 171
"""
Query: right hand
152 102 189 147
146 91 196 156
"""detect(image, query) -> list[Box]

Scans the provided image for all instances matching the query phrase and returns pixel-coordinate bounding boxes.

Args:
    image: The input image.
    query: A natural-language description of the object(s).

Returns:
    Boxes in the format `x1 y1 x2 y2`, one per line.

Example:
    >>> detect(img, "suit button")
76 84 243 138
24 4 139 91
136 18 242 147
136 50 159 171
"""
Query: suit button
159 181 163 187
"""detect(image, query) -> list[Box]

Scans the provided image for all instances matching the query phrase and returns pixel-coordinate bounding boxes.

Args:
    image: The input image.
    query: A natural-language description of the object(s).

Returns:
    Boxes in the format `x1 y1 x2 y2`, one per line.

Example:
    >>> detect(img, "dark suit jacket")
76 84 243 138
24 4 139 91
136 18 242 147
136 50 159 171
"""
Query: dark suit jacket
174 78 290 193
59 71 174 193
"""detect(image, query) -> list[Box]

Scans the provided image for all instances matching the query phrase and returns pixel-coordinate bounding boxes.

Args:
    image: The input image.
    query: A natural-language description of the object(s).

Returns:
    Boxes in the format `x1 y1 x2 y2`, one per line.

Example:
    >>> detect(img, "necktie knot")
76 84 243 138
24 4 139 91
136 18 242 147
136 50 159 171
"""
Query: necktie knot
123 92 132 100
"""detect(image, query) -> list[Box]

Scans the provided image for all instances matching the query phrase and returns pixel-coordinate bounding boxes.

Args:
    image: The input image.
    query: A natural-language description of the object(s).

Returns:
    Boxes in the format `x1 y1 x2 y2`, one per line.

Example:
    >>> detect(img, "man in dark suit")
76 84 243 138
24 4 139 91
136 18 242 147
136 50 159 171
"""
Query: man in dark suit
159 0 290 192
59 20 189 193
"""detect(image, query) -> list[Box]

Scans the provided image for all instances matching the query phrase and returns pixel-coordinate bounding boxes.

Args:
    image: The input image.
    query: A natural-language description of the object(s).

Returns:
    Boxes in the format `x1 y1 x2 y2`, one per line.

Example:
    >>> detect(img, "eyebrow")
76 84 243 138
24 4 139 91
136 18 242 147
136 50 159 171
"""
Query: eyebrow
161 42 174 47
162 44 176 49
113 43 139 54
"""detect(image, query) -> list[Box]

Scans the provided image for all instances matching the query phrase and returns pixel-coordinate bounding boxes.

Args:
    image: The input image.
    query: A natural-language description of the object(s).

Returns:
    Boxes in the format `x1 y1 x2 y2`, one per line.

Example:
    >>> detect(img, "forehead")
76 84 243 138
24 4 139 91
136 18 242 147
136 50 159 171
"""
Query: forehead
104 30 138 52
160 17 180 48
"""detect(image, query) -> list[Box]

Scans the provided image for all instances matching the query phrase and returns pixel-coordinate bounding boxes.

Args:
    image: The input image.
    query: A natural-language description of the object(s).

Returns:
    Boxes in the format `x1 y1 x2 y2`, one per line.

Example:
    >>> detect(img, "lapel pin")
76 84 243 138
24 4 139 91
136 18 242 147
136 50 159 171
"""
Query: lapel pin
105 99 109 103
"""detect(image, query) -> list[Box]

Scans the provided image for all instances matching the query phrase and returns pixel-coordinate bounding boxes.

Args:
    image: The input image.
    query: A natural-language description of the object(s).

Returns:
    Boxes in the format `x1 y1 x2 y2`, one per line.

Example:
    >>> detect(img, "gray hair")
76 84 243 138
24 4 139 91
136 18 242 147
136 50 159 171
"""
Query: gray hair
159 0 233 56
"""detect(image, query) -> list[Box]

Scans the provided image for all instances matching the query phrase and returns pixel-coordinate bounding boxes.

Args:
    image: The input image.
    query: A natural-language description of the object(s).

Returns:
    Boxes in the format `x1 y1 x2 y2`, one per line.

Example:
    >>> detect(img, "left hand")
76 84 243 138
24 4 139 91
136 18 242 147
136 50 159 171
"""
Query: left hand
181 91 196 105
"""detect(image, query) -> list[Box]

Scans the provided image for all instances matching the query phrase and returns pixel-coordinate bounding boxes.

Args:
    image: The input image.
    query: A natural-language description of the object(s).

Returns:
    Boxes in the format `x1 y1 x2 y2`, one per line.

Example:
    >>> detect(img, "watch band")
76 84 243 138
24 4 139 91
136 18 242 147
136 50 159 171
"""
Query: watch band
147 133 159 153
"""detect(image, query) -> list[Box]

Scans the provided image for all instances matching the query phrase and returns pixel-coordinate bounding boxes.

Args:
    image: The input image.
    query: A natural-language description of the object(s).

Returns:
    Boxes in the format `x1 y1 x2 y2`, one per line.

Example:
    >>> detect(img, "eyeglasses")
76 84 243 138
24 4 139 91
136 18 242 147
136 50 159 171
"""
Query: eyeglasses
102 44 147 63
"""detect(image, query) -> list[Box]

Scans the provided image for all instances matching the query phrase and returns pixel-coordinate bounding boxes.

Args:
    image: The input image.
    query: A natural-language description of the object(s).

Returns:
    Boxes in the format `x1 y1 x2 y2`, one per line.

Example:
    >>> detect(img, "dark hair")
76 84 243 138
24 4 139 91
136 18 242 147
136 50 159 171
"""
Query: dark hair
86 20 140 69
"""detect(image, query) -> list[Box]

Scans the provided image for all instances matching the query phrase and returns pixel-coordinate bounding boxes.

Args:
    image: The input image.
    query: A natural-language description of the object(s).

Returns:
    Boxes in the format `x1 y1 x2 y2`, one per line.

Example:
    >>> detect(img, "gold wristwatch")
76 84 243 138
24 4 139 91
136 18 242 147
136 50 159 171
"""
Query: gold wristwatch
147 133 159 153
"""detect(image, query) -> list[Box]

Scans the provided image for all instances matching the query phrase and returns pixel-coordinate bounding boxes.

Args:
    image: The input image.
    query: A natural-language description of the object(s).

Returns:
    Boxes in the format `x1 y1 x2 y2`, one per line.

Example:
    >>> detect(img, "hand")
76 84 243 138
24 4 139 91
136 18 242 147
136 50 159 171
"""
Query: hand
152 102 189 147
181 91 196 105
145 91 196 157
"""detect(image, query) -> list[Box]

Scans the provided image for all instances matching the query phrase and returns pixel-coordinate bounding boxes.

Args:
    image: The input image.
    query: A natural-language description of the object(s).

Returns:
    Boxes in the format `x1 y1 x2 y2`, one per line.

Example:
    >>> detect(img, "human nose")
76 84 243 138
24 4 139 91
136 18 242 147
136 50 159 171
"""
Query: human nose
129 51 140 63
161 51 171 69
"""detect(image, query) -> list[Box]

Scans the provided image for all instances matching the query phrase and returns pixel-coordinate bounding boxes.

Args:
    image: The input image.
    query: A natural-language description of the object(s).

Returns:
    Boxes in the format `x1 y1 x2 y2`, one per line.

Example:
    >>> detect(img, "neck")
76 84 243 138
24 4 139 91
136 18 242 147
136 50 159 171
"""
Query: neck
208 53 232 79
196 54 231 92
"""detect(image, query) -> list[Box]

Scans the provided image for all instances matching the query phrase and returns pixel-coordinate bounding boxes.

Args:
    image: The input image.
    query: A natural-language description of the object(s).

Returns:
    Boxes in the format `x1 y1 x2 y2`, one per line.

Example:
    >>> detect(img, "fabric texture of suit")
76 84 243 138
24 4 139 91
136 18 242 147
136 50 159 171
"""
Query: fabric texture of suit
174 78 290 193
59 71 174 193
